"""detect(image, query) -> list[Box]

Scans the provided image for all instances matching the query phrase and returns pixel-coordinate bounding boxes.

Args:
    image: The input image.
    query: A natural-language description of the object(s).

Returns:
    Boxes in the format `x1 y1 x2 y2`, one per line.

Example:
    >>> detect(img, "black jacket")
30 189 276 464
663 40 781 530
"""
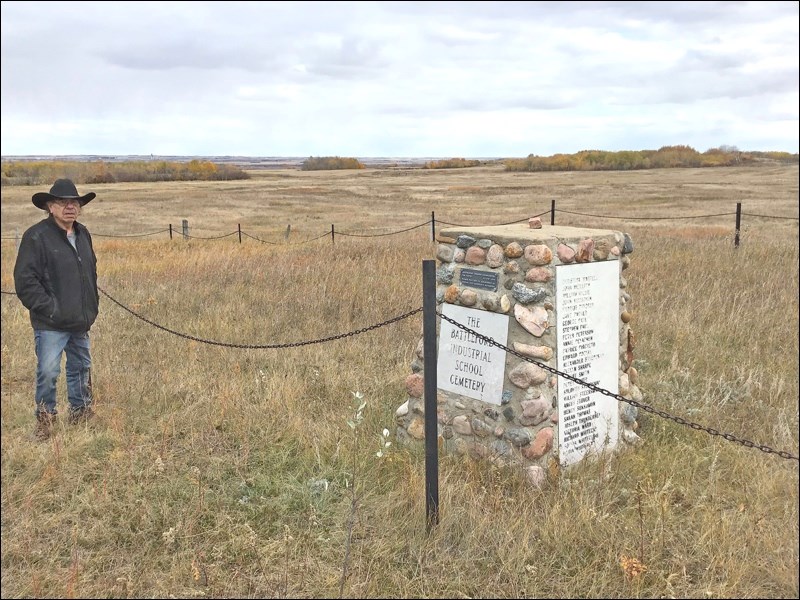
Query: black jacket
13 215 99 332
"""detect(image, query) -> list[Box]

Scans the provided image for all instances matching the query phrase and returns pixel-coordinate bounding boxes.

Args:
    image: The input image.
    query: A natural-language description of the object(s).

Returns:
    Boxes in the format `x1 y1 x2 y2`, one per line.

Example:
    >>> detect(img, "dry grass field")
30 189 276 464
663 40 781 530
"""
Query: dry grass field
1 163 798 598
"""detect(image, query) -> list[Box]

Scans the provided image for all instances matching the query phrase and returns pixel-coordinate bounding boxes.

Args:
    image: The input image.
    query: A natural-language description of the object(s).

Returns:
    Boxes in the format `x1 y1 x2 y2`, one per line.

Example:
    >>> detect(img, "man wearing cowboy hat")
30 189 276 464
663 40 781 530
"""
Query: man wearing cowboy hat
13 178 100 440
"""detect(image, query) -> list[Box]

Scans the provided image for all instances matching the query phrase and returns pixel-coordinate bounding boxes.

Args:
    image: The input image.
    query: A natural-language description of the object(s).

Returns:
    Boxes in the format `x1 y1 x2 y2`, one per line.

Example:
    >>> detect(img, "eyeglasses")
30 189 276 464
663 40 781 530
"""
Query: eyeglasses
52 198 81 207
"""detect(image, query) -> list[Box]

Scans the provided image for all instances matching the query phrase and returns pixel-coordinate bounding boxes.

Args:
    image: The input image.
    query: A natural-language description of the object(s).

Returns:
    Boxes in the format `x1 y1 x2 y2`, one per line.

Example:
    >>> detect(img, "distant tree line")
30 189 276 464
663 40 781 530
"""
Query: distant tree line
2 147 797 185
0 159 250 186
423 158 482 169
300 156 365 170
504 146 799 172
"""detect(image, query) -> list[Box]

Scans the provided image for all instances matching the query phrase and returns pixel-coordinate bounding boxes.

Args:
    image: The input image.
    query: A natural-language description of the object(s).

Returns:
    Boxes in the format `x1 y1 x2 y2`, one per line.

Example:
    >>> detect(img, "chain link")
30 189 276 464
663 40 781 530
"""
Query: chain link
240 231 331 245
100 287 421 349
555 209 736 221
337 221 430 237
438 311 799 462
437 210 550 228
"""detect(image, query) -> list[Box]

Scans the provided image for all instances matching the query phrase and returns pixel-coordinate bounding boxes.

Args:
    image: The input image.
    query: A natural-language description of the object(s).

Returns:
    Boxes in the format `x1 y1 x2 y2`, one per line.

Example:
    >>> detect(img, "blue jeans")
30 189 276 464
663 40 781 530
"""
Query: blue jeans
33 330 92 416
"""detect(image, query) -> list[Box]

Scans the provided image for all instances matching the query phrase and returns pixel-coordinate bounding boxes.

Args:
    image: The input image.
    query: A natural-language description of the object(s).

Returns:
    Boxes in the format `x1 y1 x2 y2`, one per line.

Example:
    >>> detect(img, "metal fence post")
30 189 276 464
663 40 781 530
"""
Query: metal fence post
734 202 742 248
551 199 556 225
422 259 439 531
431 211 436 242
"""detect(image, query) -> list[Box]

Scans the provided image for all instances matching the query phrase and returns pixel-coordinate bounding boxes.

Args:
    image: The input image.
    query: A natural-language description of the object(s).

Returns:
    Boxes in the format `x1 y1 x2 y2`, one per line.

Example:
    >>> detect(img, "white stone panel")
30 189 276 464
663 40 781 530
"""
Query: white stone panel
556 260 620 467
438 304 509 405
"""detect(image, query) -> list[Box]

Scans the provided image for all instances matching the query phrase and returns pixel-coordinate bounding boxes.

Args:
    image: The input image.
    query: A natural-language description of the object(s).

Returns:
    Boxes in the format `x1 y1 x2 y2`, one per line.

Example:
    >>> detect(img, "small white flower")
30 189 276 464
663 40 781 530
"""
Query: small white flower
162 525 179 547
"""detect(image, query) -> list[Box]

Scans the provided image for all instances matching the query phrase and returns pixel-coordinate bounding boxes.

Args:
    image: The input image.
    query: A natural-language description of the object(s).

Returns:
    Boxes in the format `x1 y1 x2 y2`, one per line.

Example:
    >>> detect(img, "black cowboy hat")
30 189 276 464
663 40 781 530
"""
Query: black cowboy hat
32 178 96 210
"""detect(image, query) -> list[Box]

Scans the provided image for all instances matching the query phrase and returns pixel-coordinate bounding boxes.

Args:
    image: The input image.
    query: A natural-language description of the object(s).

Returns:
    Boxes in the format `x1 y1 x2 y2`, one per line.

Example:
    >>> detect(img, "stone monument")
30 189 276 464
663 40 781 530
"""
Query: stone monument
396 220 642 486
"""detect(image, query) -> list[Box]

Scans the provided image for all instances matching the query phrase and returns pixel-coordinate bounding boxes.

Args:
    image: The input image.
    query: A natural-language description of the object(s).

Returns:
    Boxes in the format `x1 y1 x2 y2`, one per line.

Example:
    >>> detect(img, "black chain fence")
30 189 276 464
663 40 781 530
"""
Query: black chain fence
2 205 795 242
99 287 421 349
438 311 799 462
2 285 796 462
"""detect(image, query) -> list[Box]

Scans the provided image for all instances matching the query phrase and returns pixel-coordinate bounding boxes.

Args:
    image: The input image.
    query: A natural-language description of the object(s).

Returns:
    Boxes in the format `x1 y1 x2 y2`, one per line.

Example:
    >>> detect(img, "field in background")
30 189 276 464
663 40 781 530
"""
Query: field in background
1 164 798 598
2 162 798 239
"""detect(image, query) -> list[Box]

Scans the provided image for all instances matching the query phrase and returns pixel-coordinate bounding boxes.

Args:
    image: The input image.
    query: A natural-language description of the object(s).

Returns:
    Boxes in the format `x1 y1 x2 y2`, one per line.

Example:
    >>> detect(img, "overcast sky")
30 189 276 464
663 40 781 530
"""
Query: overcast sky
1 1 798 158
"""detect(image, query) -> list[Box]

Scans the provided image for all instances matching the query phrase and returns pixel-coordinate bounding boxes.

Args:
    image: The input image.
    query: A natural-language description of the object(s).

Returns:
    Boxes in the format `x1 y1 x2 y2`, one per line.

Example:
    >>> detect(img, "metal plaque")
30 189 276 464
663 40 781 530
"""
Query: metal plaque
459 268 499 291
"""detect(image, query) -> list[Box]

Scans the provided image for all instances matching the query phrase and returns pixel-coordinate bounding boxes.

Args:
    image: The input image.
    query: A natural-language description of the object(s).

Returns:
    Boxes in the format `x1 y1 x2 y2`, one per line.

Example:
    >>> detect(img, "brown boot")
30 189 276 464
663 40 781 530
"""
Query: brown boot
35 412 57 441
68 406 96 425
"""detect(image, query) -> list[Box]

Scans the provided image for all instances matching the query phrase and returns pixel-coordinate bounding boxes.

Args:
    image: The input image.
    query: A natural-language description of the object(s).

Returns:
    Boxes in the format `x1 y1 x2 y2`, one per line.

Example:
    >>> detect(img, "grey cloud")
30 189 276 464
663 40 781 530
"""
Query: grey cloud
453 92 574 112
103 38 282 73
676 48 749 72
300 36 389 79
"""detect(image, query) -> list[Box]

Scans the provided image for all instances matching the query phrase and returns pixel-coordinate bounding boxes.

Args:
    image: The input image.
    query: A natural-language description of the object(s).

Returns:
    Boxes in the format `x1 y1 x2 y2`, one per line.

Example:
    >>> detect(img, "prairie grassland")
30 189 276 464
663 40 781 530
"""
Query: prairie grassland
0 164 798 599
